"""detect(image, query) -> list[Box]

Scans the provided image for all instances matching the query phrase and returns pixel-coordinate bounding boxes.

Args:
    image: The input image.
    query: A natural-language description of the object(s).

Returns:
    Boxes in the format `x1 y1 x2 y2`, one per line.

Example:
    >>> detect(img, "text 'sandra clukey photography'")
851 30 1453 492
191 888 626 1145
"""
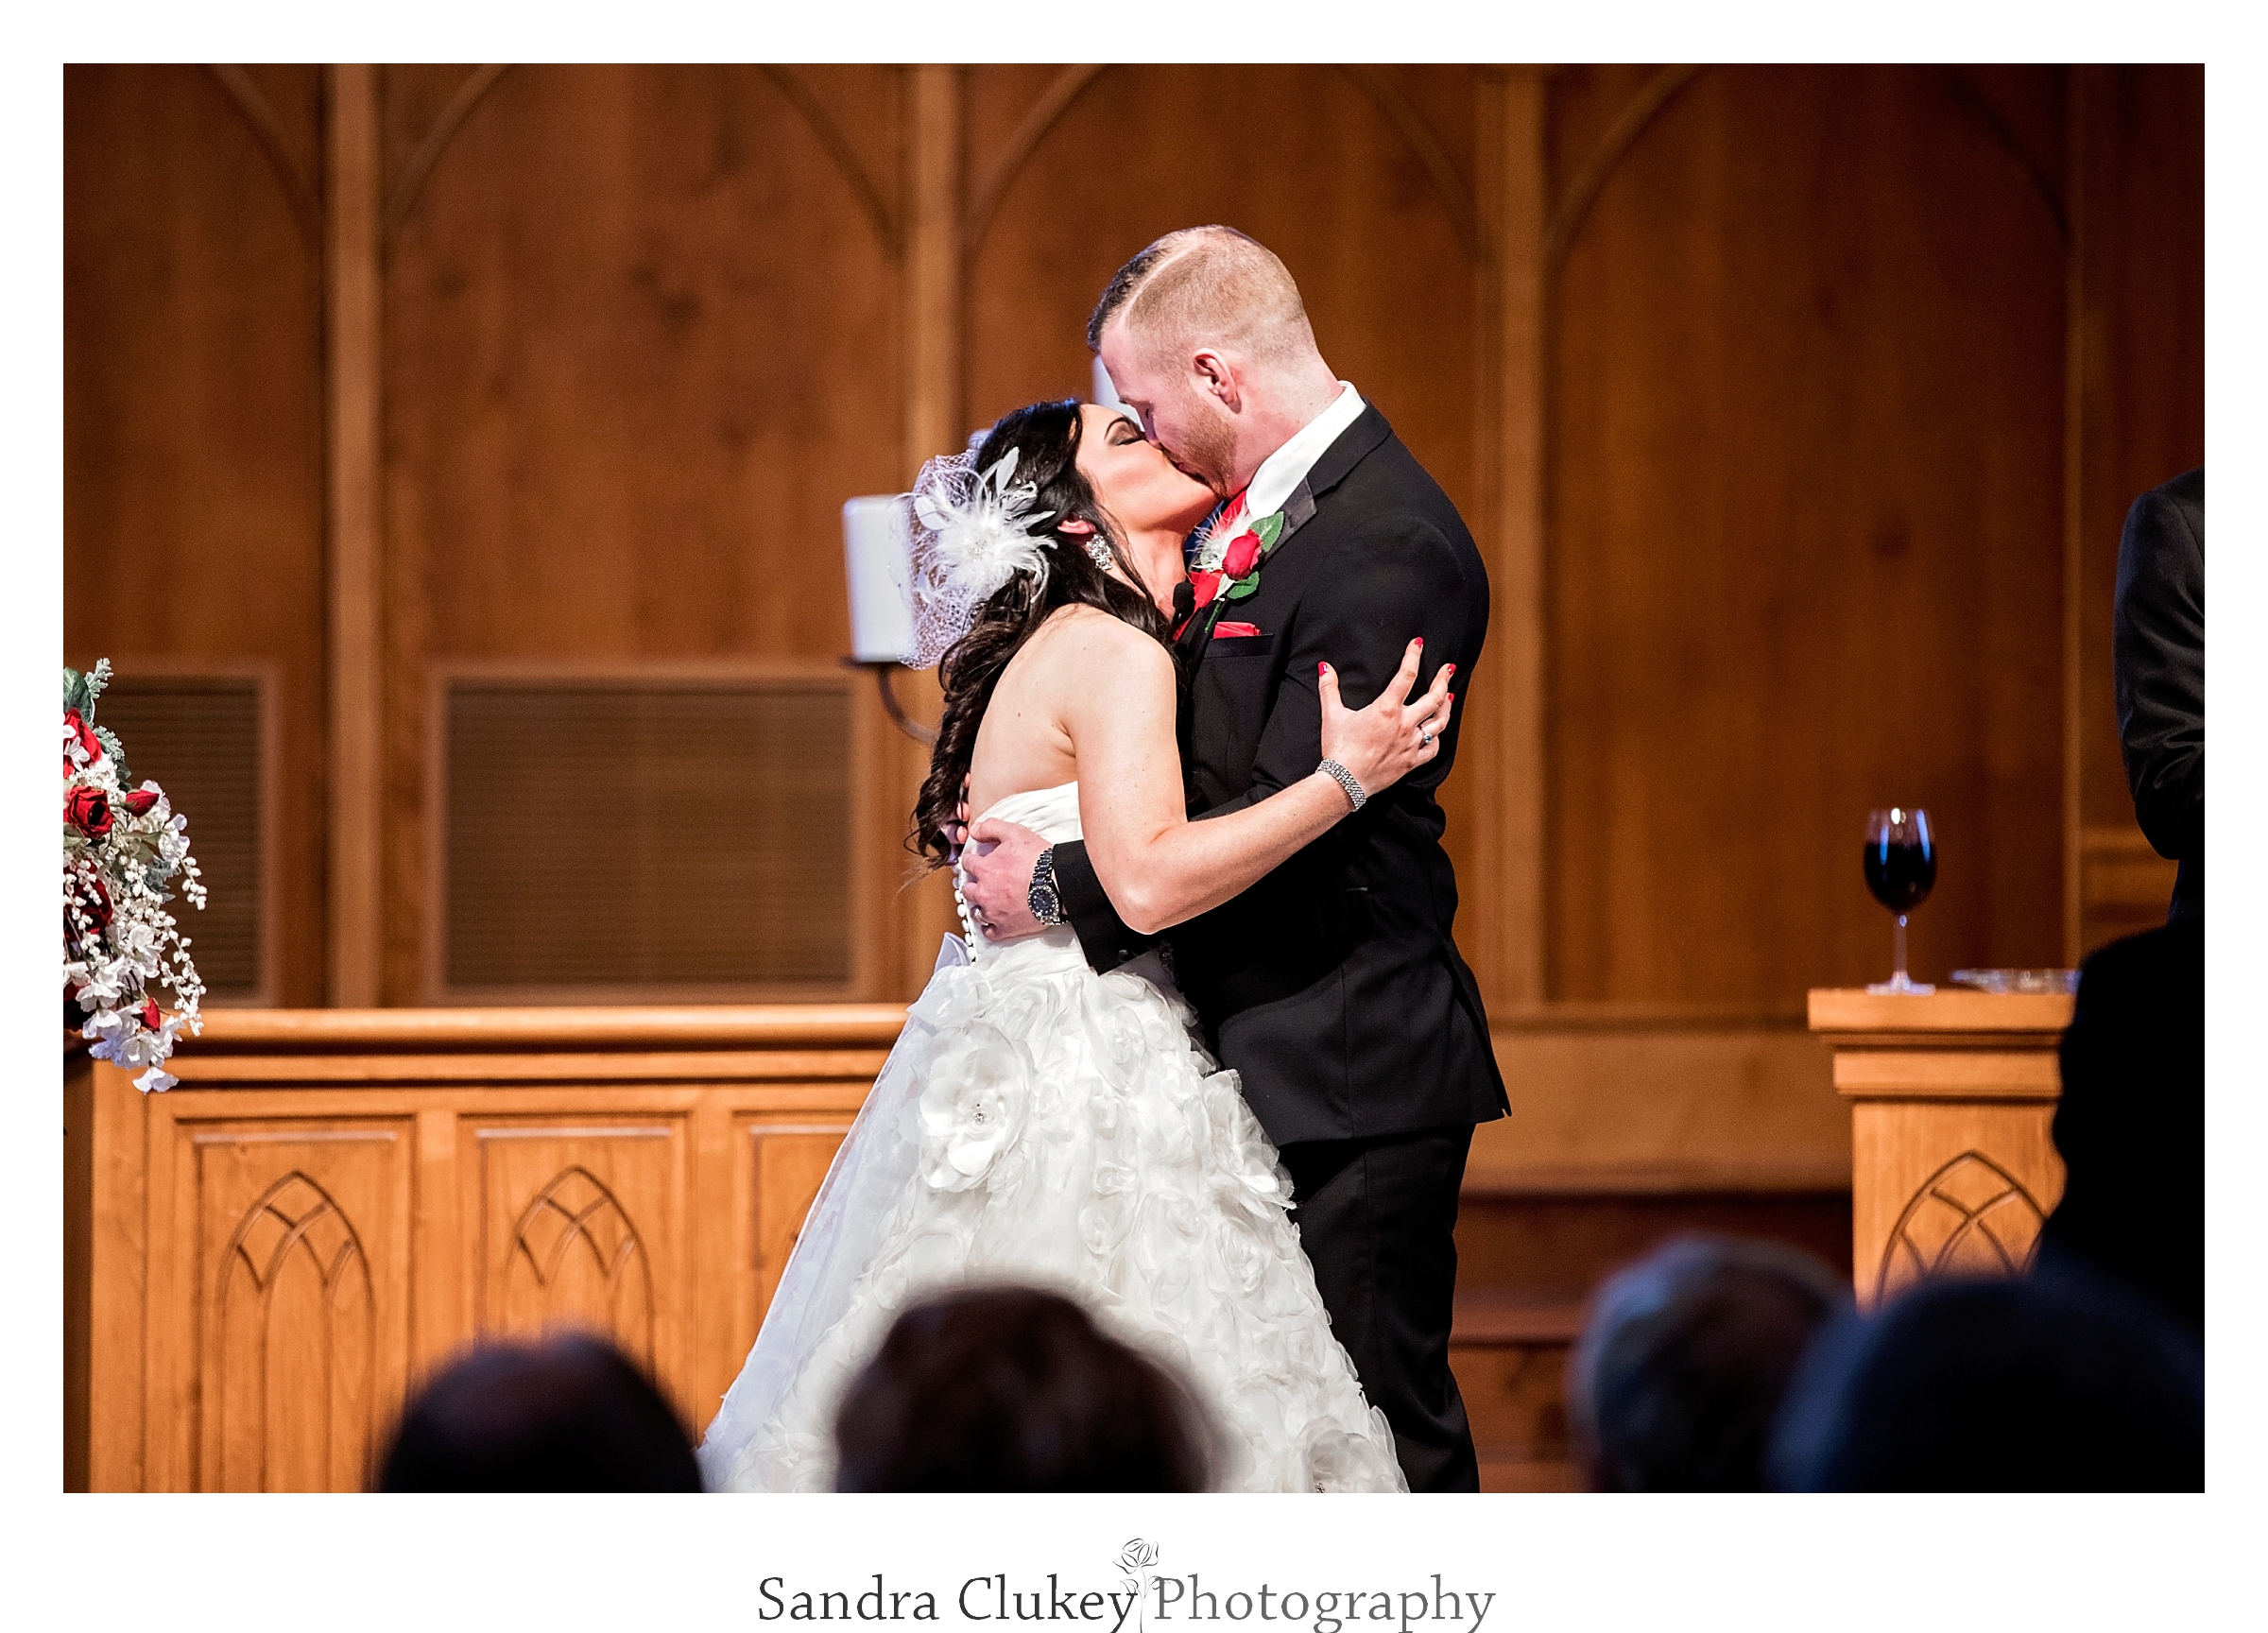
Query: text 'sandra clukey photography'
756 1551 1497 1633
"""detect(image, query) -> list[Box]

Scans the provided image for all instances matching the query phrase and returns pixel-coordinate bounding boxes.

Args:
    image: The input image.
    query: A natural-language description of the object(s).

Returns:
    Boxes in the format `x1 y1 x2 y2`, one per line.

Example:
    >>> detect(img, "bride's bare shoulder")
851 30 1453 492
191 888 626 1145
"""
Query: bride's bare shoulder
1007 607 1174 720
1032 605 1173 670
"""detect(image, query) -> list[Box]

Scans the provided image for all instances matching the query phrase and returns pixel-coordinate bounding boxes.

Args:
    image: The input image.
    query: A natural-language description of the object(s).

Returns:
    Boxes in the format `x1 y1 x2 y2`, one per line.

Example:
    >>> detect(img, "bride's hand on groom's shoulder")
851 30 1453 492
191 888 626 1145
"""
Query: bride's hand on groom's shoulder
1317 638 1456 802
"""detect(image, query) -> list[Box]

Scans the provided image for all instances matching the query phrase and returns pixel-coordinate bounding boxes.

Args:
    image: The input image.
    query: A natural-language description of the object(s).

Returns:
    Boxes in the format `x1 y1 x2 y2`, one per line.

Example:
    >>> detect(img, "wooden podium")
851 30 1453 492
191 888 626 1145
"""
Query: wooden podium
1808 989 2073 1309
62 1006 902 1492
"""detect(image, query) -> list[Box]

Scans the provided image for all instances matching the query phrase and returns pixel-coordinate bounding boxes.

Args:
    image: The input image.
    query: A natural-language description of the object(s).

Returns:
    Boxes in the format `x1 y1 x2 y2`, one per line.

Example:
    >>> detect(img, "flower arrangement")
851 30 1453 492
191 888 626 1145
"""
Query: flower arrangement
63 661 206 1092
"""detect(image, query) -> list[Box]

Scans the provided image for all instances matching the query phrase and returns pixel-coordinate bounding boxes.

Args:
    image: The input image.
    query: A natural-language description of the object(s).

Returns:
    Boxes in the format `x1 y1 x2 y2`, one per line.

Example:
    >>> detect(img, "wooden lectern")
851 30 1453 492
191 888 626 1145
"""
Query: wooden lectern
62 1007 901 1492
1808 989 2072 1309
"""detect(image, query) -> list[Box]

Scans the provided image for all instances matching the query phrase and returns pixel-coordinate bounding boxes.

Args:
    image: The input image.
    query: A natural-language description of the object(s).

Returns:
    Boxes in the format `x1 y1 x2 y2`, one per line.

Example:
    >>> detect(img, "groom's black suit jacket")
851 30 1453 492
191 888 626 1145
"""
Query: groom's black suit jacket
1052 404 1508 1147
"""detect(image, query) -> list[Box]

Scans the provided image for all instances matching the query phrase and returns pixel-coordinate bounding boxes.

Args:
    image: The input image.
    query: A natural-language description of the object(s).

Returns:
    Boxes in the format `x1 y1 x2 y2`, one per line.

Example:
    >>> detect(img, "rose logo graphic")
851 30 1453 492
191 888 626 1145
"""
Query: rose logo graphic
1117 1540 1161 1633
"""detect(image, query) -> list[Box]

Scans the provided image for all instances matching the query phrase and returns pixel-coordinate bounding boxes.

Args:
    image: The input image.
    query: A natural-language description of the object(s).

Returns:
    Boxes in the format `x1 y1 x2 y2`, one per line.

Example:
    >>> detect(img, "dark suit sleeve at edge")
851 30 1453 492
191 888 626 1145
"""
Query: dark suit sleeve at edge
2113 483 2205 864
1054 837 1159 974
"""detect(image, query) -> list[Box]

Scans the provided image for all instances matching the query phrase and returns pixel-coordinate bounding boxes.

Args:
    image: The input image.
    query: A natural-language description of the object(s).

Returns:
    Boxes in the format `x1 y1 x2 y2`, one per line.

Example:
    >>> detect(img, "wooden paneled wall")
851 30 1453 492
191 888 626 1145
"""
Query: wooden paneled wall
2069 66 2207 953
65 65 329 1004
66 63 2200 1037
1551 64 2070 1005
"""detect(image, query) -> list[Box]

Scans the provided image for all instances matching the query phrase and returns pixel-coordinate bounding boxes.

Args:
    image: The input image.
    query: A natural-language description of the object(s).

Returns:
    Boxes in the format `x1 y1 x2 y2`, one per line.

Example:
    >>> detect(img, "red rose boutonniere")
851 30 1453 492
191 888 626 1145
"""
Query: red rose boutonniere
1176 509 1285 640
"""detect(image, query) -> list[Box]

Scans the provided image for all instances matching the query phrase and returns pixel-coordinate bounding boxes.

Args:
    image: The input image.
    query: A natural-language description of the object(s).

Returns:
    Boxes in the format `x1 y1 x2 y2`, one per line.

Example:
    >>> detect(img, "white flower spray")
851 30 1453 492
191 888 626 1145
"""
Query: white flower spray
62 660 206 1092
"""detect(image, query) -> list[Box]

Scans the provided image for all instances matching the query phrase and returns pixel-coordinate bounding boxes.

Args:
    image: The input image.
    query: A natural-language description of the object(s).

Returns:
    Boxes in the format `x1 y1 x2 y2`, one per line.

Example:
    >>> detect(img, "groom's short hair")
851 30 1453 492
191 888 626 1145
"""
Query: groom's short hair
1089 225 1314 366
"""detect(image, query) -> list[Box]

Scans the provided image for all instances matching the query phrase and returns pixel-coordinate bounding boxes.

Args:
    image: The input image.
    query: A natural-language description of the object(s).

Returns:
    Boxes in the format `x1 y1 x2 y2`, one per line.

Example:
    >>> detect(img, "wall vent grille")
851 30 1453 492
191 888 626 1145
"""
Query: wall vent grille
442 678 853 994
89 676 266 1002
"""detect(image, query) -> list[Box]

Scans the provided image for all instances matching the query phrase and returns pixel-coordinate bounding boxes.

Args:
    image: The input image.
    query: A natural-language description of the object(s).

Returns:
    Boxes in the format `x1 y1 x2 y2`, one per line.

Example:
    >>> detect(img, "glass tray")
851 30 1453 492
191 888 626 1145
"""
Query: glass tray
1949 968 2080 995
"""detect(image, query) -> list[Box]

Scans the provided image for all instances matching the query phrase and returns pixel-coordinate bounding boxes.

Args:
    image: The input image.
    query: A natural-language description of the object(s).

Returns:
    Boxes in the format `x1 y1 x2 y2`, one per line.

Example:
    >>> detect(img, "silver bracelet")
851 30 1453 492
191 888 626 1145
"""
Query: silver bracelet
1318 759 1367 811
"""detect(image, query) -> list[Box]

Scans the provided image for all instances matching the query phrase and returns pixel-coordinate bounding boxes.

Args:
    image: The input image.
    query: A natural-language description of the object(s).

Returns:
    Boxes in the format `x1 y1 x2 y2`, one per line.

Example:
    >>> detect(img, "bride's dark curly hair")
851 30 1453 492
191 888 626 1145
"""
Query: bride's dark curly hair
911 400 1176 868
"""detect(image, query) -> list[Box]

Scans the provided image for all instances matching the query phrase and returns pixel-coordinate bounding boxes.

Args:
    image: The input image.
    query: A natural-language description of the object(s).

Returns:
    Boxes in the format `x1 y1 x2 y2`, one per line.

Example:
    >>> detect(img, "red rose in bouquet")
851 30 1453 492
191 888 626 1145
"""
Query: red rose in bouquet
64 707 102 772
122 786 161 816
67 786 113 837
1220 531 1263 581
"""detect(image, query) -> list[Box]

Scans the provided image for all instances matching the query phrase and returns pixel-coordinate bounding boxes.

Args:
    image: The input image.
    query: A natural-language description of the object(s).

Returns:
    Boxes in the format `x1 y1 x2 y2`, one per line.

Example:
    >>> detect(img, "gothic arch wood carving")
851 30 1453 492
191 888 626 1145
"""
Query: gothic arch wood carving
381 62 510 248
1930 66 2068 243
1544 64 1705 274
380 64 902 259
961 64 1481 262
204 64 320 246
1876 1150 2049 1305
1547 64 2067 276
1335 65 1480 259
211 1170 376 1491
757 64 902 259
964 64 1108 253
503 1163 657 1368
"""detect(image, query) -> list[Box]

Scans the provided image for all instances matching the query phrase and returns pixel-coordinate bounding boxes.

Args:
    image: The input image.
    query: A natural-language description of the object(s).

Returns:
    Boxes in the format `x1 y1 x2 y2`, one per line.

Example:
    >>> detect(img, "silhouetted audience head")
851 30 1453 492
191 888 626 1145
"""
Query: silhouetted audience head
833 1284 1216 1491
376 1332 701 1491
2040 919 2205 1334
1768 1266 2203 1491
1564 1232 1847 1490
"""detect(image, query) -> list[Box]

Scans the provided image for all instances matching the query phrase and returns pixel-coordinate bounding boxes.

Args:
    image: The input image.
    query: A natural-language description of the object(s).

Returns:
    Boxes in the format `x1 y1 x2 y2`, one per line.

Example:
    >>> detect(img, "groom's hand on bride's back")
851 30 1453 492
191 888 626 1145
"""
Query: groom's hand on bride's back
958 817 1050 942
942 775 1045 944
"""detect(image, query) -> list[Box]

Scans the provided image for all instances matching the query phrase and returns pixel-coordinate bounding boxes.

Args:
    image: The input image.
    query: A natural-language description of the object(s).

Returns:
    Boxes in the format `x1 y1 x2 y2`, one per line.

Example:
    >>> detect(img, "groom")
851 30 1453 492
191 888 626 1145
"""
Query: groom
958 226 1506 1491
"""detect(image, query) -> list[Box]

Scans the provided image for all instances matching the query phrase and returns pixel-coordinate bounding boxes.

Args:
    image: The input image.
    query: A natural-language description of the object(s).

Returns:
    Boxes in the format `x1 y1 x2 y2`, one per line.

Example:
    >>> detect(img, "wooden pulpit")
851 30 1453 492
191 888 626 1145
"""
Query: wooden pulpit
62 1007 902 1492
1808 989 2073 1309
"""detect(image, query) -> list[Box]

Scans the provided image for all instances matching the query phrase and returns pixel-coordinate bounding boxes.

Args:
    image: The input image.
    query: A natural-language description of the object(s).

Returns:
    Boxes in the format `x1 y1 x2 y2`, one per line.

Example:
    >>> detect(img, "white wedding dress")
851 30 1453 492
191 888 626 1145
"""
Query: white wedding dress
697 782 1406 1492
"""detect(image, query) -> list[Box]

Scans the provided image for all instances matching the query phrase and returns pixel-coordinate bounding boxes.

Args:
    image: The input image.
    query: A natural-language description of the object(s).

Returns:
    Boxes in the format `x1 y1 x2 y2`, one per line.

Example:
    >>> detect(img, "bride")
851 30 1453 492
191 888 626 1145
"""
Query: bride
698 399 1454 1492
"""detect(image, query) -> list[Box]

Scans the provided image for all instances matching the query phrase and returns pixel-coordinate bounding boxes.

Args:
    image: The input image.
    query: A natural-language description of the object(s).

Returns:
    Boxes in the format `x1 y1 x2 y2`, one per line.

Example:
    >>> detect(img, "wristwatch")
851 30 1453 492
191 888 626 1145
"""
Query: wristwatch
1028 845 1067 927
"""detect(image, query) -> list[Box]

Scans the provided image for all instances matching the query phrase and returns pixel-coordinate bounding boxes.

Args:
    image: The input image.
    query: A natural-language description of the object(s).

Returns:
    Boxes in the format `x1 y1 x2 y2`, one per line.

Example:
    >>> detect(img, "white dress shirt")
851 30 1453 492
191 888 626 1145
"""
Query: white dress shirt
1243 380 1366 525
1193 382 1367 568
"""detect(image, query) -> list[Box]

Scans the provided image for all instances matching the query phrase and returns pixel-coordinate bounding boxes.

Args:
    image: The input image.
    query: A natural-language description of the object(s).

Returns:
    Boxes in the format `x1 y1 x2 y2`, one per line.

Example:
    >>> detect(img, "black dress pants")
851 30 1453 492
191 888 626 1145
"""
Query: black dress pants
1277 1123 1478 1492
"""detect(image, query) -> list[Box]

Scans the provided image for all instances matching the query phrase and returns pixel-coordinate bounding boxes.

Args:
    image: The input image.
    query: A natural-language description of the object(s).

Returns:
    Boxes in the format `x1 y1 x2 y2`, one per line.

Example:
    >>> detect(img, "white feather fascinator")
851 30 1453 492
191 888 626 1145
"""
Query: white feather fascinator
899 442 1057 669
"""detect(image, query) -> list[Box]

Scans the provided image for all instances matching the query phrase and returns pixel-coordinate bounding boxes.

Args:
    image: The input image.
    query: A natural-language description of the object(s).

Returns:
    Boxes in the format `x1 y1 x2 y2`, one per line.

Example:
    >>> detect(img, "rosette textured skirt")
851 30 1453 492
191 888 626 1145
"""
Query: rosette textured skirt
698 782 1404 1493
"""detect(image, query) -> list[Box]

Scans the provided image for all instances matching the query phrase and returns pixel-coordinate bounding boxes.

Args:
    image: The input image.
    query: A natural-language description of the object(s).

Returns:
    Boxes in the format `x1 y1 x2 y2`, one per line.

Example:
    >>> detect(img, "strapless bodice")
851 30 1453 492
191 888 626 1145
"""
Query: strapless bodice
971 780 1083 843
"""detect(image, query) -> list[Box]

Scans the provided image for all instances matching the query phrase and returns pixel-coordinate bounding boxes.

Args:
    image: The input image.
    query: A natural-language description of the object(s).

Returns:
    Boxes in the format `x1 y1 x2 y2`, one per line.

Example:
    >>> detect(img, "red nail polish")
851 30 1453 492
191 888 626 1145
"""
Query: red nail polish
1445 664 1455 677
1318 662 1327 675
1415 638 1423 648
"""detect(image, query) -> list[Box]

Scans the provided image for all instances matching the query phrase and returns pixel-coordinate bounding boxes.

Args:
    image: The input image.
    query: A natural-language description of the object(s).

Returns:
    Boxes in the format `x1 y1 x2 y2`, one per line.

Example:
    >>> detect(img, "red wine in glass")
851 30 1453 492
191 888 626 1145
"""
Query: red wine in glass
1864 807 1936 994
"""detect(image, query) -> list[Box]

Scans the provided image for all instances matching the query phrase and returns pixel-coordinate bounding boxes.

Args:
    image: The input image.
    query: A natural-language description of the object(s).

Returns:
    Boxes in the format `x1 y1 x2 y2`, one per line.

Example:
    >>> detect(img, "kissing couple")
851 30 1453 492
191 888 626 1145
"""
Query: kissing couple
700 226 1506 1492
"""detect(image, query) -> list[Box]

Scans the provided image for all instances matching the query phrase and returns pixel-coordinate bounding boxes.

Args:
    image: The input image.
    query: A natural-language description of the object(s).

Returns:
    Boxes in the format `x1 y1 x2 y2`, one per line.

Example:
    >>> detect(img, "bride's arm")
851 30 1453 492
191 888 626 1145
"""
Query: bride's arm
1027 616 1452 937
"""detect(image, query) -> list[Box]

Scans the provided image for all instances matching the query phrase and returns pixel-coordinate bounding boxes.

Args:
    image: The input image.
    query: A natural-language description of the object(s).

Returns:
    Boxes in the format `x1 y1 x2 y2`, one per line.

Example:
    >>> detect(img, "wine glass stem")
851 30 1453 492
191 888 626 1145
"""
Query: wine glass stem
1894 914 1909 985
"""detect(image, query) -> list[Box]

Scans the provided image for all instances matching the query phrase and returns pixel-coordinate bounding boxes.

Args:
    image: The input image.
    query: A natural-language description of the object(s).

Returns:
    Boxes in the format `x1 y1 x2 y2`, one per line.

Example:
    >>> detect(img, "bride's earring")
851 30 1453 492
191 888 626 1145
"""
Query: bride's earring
1058 517 1114 573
